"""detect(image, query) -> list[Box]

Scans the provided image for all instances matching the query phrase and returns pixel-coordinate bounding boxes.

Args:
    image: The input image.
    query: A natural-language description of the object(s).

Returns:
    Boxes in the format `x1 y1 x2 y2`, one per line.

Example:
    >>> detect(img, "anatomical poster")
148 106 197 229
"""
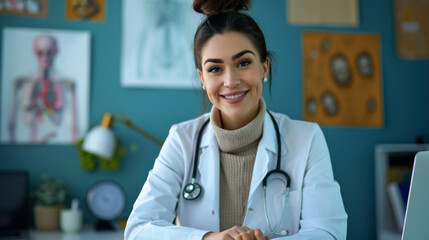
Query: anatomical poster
1 27 90 144
121 0 202 88
302 32 383 127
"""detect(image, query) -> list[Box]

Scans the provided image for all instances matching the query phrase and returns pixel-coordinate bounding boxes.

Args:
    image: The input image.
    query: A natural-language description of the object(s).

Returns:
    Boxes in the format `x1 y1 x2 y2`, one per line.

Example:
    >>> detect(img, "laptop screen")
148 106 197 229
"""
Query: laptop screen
402 151 429 240
0 171 29 236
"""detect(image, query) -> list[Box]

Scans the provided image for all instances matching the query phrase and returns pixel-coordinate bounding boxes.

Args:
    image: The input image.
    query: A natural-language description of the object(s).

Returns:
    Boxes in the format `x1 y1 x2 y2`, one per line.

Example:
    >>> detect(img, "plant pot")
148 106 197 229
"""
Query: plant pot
34 205 64 230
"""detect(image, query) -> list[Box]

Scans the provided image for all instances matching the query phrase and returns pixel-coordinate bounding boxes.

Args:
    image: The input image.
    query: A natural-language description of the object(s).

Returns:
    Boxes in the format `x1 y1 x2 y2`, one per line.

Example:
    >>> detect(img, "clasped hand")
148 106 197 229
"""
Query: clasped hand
203 225 269 240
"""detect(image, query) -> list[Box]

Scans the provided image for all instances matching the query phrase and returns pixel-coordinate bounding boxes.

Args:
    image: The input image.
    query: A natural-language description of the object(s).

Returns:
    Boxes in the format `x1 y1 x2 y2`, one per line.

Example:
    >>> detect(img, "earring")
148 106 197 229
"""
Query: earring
202 84 206 90
263 77 268 82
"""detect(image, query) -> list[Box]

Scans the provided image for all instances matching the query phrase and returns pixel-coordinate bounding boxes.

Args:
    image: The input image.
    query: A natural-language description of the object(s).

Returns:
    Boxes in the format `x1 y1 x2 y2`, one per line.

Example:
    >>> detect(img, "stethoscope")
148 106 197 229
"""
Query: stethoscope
183 111 291 236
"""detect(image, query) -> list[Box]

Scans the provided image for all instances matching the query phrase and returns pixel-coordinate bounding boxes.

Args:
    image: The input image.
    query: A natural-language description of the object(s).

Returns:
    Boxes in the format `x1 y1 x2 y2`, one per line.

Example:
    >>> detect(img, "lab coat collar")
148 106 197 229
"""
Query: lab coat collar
248 112 285 199
261 112 279 154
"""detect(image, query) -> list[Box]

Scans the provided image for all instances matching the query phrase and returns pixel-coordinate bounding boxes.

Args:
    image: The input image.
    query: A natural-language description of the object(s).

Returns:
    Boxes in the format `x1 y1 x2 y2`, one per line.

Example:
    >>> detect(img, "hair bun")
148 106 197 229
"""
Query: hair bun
193 0 251 15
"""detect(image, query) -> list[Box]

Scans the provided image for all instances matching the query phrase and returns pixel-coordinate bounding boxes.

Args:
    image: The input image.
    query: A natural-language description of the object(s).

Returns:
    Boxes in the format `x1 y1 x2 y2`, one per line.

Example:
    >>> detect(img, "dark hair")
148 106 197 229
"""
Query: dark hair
193 0 274 107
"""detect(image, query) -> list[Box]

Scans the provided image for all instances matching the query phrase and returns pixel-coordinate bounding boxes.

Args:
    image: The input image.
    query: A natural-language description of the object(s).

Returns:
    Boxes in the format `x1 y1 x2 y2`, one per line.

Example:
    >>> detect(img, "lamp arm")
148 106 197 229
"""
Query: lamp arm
122 119 164 147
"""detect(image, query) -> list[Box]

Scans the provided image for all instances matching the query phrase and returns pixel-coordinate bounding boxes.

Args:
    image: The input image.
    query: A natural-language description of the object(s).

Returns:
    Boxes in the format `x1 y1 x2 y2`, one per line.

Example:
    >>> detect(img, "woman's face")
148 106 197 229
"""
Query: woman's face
198 31 269 130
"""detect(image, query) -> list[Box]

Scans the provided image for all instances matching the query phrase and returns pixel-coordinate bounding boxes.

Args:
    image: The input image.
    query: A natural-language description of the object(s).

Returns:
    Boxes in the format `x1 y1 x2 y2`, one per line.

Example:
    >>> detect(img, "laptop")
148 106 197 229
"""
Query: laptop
0 171 30 239
401 151 429 240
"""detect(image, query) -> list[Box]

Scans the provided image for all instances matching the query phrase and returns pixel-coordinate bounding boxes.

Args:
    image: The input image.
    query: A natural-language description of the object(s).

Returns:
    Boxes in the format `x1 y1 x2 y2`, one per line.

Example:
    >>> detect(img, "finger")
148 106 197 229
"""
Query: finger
225 233 236 240
242 226 252 232
234 235 243 240
229 226 247 238
238 233 251 240
254 229 265 240
246 230 256 240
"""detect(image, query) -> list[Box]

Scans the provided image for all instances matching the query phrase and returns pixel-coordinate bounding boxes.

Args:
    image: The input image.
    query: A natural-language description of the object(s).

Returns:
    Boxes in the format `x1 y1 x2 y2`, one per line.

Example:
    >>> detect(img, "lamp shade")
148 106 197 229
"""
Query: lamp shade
82 126 116 159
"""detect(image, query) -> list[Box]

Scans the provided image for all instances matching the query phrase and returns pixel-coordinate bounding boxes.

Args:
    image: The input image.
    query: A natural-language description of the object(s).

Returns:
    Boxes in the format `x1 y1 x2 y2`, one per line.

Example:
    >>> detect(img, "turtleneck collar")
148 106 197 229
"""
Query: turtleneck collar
210 98 266 153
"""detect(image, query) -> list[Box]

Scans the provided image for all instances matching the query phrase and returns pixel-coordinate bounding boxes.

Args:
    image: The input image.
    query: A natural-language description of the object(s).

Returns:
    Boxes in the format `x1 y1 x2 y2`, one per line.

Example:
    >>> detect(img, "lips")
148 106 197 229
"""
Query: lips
221 91 248 103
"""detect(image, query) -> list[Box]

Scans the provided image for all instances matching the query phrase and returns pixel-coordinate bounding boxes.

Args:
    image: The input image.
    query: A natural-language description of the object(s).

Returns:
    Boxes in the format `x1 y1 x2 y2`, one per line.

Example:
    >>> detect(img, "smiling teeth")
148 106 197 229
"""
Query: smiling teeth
225 92 245 99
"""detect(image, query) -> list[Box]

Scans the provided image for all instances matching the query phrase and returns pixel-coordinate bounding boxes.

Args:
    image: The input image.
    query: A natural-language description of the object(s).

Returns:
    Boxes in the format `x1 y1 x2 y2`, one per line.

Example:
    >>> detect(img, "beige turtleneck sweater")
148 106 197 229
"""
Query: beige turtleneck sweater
210 98 266 231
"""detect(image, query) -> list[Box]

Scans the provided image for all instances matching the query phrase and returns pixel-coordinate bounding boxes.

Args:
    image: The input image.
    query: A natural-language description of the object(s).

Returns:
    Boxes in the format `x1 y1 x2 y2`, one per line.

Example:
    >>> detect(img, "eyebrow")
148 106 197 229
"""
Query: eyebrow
203 50 256 65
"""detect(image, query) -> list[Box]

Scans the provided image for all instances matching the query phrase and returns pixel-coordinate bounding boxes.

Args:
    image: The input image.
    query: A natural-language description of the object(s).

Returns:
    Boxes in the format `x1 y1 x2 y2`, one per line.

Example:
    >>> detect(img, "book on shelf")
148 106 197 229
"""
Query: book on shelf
388 181 410 232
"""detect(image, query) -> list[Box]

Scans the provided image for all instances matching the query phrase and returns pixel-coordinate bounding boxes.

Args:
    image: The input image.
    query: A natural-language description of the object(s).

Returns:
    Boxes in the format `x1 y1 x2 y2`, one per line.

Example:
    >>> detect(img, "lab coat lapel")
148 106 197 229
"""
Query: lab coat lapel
197 125 220 231
248 113 280 201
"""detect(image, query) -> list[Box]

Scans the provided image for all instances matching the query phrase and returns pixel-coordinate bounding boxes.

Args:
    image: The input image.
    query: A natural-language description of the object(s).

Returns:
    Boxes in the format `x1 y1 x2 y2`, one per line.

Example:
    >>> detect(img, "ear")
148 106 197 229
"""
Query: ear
262 57 270 77
197 69 205 86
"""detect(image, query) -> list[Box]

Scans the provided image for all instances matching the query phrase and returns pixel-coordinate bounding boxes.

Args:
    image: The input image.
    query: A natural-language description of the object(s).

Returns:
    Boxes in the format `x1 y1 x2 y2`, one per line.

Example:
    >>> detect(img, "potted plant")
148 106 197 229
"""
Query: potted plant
32 174 67 230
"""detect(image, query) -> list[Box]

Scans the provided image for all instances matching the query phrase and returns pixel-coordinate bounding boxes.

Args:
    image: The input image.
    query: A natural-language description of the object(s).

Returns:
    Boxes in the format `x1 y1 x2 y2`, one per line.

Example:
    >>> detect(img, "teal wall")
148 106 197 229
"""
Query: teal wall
1 1 428 239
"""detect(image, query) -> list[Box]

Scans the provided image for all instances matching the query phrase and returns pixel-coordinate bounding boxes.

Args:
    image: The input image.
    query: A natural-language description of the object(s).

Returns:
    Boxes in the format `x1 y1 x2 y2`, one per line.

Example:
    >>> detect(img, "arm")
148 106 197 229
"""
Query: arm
278 125 347 240
124 125 209 240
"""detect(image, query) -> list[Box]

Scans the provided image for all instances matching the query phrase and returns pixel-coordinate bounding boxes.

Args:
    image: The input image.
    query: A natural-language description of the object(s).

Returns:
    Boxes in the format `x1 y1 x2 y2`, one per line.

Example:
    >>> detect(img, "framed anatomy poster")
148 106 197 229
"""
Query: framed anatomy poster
1 27 90 144
302 31 383 127
121 0 202 88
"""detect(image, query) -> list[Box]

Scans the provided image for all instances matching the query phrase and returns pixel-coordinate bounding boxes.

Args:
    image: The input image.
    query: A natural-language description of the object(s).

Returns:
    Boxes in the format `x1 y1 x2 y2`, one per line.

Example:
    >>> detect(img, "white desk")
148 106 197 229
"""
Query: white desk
30 227 124 240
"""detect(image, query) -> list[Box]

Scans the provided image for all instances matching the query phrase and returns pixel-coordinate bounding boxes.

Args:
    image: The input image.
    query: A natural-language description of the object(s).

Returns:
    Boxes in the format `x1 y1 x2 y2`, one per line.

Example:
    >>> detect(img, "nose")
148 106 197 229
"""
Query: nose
223 68 240 88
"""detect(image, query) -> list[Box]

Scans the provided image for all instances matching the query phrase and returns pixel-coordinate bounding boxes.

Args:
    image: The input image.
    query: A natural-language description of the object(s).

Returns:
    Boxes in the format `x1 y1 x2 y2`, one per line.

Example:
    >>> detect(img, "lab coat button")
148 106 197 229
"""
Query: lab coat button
248 208 254 212
211 209 215 215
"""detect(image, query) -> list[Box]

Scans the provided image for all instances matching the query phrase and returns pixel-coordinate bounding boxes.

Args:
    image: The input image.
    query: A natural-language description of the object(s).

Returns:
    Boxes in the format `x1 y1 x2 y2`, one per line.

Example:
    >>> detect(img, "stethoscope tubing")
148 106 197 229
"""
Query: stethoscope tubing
183 111 291 204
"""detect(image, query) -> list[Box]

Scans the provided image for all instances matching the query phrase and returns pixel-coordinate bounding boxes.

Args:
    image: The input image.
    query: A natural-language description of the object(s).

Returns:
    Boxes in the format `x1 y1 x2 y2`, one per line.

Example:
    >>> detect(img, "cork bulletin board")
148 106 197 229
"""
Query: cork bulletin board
303 32 384 127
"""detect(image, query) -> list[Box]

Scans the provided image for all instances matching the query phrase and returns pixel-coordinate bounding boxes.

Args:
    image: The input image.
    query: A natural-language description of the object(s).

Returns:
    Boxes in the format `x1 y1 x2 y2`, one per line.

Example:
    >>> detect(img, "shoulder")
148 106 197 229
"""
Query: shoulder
269 111 320 135
169 113 210 140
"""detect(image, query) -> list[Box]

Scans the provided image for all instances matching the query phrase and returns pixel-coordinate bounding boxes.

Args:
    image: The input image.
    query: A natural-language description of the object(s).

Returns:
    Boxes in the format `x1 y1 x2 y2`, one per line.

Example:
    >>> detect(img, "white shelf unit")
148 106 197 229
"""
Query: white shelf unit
375 144 429 240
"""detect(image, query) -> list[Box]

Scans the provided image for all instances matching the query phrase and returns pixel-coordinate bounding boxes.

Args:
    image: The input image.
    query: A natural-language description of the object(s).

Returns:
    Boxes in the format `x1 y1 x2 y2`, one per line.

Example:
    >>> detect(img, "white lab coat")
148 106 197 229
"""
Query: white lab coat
125 112 347 240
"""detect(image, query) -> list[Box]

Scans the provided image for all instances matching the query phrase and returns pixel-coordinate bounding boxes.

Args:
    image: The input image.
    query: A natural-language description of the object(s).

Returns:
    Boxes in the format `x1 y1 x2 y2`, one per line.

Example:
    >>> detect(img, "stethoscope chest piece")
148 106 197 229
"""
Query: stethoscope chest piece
183 182 201 200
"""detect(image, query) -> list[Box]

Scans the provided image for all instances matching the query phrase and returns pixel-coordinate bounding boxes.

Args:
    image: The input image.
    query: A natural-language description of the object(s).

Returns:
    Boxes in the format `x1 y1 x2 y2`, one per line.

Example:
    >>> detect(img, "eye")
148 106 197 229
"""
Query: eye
208 66 221 73
237 60 251 68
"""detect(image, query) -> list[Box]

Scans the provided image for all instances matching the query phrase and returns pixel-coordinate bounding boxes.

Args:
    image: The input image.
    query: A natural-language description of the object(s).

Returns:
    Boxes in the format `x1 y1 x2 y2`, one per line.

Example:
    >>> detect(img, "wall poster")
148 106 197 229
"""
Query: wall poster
0 0 48 18
287 0 359 26
65 0 105 22
121 0 202 88
1 27 90 144
303 32 383 127
394 0 429 59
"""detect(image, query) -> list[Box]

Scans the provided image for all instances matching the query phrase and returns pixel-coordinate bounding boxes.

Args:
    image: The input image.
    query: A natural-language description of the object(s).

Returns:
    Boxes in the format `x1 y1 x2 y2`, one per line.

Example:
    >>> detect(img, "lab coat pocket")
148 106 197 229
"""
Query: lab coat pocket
266 187 302 235
264 177 290 227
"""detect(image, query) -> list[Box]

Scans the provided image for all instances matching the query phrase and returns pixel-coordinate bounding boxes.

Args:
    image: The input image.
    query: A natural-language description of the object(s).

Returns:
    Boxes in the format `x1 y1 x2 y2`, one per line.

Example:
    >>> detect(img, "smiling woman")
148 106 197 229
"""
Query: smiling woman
124 0 348 239
198 32 268 130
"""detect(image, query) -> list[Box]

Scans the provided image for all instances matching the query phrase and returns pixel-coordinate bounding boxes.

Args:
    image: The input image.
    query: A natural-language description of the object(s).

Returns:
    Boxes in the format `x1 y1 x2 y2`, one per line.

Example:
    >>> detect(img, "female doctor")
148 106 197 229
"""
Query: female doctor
125 0 347 239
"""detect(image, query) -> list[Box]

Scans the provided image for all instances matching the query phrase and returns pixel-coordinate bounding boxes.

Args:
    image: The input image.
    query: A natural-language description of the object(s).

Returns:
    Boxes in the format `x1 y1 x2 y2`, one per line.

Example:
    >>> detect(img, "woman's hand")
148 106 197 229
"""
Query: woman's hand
235 229 269 240
202 226 269 240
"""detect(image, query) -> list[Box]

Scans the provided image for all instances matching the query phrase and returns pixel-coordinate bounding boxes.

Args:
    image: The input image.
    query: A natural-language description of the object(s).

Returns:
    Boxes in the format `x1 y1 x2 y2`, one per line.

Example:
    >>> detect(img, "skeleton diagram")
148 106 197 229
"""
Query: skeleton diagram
8 34 77 143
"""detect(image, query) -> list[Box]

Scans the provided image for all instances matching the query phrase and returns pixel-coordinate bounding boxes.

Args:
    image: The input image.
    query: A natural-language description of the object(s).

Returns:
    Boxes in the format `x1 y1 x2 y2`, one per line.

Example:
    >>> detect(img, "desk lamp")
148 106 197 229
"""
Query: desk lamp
82 113 163 159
